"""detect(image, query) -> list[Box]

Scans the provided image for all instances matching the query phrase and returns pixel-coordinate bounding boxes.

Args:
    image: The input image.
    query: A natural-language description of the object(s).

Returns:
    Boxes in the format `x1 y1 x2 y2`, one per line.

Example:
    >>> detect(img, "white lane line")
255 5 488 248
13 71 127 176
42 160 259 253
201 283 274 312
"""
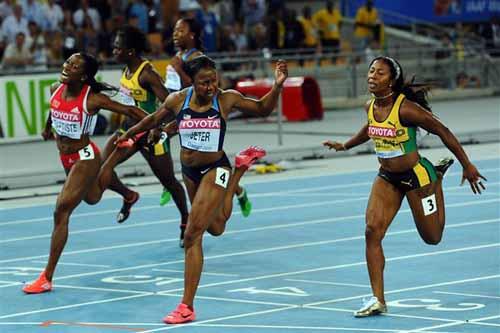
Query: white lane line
158 292 297 307
31 260 110 268
0 294 152 319
151 269 239 277
54 284 151 294
285 279 371 288
304 274 500 307
140 306 298 333
2 166 498 226
0 218 497 285
0 181 373 226
1 194 498 246
404 314 500 332
433 291 500 300
192 324 460 333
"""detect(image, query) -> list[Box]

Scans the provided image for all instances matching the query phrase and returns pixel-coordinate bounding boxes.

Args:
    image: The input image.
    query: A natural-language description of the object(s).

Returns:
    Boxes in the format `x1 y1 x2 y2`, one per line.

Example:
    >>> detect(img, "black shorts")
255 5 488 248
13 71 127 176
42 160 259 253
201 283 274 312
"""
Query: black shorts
182 153 231 184
378 157 438 193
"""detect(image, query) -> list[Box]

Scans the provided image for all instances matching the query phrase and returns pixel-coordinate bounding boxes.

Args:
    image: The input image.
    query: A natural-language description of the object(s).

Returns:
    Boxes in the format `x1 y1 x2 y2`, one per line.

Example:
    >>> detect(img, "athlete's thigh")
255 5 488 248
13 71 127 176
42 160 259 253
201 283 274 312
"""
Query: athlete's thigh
182 174 199 204
366 176 405 231
101 133 120 161
142 150 176 179
58 159 100 210
188 167 231 232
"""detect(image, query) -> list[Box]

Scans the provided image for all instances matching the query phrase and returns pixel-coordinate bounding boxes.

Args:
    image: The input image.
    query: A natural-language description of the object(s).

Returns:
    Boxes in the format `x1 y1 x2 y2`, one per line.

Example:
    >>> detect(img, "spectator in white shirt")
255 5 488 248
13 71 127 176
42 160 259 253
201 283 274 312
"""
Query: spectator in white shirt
0 0 14 22
73 0 101 31
43 0 64 32
2 31 33 69
1 4 29 44
20 0 45 30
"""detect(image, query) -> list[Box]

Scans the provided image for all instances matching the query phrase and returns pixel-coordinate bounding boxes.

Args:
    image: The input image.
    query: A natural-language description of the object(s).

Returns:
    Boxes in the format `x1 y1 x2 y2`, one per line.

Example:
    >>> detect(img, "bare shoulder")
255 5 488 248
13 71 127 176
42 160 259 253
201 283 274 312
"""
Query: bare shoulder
363 99 372 113
165 88 188 111
50 82 61 95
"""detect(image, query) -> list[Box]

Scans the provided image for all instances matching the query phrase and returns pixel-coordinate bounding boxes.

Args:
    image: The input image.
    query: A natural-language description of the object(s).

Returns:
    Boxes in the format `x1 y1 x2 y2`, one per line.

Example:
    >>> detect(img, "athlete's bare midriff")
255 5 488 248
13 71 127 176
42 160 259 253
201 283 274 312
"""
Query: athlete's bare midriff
55 134 90 155
180 148 225 167
378 150 420 173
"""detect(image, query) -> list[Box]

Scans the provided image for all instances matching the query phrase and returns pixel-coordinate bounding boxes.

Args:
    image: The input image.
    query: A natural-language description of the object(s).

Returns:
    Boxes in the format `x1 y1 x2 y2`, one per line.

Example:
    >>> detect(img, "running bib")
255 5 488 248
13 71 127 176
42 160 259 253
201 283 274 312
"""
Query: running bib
421 194 437 216
215 167 230 188
117 90 136 106
78 143 96 160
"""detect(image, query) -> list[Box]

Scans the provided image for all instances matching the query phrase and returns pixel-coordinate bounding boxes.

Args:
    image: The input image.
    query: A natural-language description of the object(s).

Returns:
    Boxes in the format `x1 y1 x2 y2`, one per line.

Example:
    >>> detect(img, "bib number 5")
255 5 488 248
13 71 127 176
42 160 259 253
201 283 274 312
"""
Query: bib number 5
78 144 95 160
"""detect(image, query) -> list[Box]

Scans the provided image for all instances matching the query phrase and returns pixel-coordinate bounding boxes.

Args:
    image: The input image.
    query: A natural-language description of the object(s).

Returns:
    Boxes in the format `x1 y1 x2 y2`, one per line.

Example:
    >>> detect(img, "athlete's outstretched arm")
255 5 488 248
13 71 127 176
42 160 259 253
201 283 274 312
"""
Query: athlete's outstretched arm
401 100 486 194
89 93 147 121
224 60 288 117
323 124 370 151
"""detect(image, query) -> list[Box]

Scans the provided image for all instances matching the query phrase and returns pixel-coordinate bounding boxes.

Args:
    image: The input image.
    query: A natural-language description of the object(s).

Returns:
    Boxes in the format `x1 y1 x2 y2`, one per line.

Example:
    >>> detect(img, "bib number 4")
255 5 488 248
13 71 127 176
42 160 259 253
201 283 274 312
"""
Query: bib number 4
215 167 230 188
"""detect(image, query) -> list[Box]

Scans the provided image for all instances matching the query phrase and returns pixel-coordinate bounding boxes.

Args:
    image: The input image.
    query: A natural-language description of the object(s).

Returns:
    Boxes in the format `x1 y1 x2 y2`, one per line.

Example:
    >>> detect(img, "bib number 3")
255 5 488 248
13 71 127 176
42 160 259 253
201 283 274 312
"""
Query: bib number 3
215 167 230 188
78 144 95 161
421 194 437 216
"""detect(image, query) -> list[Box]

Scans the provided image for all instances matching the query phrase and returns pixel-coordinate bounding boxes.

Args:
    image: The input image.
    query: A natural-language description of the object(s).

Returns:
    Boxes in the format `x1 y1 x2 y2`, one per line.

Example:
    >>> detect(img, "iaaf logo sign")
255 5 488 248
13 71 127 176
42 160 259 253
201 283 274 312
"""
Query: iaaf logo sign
179 118 220 129
368 125 396 137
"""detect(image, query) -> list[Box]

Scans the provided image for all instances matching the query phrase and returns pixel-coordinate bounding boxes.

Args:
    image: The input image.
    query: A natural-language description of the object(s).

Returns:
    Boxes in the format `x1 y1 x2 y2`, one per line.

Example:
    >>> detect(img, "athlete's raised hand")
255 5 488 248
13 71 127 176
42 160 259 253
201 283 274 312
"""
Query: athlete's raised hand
274 60 288 87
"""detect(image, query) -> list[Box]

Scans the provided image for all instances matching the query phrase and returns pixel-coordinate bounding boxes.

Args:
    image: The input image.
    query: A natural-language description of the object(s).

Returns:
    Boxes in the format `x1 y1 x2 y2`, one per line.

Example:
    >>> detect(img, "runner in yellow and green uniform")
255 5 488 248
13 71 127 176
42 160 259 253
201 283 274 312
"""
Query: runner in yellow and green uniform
100 25 189 247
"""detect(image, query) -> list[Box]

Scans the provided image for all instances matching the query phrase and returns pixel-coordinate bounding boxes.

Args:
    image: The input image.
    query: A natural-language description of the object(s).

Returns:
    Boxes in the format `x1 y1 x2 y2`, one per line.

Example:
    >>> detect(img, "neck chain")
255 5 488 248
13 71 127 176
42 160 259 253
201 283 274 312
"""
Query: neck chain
372 91 394 100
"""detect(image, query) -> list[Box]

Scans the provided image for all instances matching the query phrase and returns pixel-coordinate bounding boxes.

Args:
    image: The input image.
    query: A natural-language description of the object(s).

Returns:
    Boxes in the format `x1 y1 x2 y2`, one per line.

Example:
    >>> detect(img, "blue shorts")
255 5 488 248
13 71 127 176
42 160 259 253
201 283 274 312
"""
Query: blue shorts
182 153 231 184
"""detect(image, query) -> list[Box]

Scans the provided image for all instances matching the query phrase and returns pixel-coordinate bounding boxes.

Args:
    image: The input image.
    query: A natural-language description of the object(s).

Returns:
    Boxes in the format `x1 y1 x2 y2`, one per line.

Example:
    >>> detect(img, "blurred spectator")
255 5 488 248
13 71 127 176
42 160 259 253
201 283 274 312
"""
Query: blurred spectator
435 34 454 60
267 6 285 50
480 16 500 57
2 31 33 69
213 0 235 26
195 0 219 53
298 6 318 51
46 31 64 68
1 4 29 43
179 0 200 19
248 22 266 51
0 0 14 22
230 20 248 53
354 0 381 61
283 9 304 50
241 0 266 32
43 0 64 32
20 0 45 30
26 21 46 67
456 71 481 88
73 0 101 31
127 0 149 33
313 0 342 63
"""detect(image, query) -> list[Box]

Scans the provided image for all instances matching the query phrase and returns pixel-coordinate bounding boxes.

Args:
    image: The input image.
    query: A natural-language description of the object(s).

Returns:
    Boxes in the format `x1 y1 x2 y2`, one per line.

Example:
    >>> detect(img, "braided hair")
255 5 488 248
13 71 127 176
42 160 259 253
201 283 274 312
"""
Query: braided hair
369 56 433 113
79 52 118 93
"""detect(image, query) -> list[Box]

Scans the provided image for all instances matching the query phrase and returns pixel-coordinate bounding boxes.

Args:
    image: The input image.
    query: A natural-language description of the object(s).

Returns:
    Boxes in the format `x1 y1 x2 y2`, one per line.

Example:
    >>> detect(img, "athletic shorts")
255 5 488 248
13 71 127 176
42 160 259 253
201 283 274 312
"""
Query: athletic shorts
378 157 438 192
182 153 231 184
117 127 171 156
60 141 100 170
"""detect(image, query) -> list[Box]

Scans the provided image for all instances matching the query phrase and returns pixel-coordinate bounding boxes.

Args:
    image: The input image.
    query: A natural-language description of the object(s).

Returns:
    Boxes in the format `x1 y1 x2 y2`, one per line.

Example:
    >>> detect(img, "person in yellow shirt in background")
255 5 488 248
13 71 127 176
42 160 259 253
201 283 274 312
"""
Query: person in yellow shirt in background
313 0 343 64
298 6 319 66
354 0 383 63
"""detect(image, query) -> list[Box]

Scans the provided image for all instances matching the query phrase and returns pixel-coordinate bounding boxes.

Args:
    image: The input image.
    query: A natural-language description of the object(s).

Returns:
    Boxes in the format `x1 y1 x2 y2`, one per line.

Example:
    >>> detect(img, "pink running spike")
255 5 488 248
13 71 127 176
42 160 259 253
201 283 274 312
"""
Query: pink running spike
235 146 267 168
163 303 195 324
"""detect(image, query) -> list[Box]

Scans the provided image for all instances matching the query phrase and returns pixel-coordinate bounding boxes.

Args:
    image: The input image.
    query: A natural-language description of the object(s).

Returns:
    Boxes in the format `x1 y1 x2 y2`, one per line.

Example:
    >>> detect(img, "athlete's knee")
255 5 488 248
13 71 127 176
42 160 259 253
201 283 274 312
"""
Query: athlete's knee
422 232 442 245
207 222 225 237
365 221 385 243
53 203 72 224
183 222 204 249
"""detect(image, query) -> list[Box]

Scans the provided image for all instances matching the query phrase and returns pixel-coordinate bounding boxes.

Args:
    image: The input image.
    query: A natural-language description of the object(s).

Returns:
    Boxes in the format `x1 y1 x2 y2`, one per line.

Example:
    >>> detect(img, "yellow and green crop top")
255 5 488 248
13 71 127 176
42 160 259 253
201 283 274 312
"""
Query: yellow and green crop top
119 60 157 114
367 94 417 159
